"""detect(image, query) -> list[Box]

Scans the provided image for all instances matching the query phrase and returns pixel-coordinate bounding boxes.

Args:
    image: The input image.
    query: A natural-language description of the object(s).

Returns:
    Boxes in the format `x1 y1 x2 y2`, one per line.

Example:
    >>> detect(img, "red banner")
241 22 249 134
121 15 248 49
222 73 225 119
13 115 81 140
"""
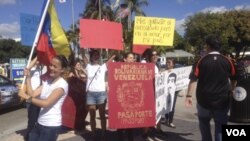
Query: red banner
80 19 123 50
108 62 155 129
132 44 151 55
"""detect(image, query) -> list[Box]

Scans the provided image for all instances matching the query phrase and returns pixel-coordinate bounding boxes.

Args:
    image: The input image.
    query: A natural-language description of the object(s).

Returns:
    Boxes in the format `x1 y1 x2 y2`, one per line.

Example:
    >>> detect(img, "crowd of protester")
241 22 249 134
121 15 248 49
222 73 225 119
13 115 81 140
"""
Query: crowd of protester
17 34 238 141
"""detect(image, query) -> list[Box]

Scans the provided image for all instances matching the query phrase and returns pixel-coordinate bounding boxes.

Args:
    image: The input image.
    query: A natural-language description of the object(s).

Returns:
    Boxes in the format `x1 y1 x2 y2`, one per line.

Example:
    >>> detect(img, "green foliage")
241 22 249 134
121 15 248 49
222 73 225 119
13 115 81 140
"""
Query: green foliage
80 0 115 20
184 10 250 55
173 30 185 49
0 39 30 63
225 10 250 55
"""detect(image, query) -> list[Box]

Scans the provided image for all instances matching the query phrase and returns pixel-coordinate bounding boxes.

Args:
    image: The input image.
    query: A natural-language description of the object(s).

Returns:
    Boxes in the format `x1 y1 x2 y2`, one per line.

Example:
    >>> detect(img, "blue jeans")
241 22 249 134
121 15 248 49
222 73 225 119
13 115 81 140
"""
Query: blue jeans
26 103 40 141
197 104 229 141
86 91 106 105
28 124 61 141
165 91 178 123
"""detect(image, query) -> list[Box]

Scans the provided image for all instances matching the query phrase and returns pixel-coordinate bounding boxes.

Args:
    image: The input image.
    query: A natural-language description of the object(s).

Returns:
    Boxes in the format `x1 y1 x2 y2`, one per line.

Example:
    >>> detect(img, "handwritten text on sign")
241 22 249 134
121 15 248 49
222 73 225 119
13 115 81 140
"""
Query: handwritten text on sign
133 16 175 46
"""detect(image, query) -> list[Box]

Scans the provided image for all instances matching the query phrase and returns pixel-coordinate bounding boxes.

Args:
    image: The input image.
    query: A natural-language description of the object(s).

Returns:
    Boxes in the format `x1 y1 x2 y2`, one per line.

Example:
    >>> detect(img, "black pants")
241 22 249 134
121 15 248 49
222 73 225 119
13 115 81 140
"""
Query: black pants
165 91 178 123
25 103 40 141
117 129 134 141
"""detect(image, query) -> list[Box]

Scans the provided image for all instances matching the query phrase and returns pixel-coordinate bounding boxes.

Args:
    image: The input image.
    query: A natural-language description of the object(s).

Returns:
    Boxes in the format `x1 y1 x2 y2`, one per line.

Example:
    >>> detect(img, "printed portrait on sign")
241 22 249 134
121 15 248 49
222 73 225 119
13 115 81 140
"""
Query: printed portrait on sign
166 72 177 113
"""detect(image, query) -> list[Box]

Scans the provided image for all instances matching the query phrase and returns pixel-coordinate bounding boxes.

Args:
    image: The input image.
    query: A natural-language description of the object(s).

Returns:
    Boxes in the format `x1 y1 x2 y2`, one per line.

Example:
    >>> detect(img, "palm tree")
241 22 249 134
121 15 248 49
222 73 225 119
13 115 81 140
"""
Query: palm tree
66 24 79 44
127 0 149 16
78 0 149 52
65 23 80 58
115 0 148 51
78 0 116 60
114 0 148 26
80 0 114 20
66 0 114 59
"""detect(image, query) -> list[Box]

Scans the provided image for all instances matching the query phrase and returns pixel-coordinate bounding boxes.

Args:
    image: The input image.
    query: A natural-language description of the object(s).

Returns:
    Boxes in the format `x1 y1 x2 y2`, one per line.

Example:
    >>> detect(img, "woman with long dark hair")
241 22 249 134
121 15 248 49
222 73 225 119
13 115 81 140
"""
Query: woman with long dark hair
84 49 115 141
19 55 69 141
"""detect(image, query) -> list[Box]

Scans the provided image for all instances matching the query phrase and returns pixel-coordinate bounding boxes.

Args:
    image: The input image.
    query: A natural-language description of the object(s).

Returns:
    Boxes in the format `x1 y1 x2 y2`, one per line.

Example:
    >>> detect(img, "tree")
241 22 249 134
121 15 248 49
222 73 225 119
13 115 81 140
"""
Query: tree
184 12 225 52
184 10 250 56
0 39 30 63
225 10 250 57
77 0 149 53
66 24 79 44
115 0 149 52
80 0 114 20
173 31 185 49
71 0 115 59
152 31 185 55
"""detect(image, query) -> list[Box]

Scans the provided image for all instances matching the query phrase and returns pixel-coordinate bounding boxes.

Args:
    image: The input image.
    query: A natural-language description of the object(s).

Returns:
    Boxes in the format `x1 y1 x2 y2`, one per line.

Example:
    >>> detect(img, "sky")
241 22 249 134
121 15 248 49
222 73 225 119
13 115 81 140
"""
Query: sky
0 0 249 40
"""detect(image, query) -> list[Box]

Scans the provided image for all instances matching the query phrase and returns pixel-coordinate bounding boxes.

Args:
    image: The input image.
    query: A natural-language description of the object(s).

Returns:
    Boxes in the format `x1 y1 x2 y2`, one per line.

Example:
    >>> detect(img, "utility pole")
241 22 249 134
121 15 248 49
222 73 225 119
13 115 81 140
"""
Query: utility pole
71 0 80 58
98 0 103 63
71 0 75 32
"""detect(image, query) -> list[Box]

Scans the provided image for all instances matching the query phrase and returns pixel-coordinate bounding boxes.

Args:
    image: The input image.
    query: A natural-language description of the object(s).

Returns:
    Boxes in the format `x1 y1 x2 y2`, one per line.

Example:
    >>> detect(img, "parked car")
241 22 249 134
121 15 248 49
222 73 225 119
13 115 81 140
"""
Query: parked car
0 75 23 110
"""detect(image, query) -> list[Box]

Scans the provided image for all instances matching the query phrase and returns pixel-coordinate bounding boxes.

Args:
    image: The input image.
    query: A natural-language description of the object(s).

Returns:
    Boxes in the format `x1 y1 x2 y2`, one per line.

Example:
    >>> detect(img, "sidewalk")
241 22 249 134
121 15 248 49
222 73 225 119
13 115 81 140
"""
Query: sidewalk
2 90 208 141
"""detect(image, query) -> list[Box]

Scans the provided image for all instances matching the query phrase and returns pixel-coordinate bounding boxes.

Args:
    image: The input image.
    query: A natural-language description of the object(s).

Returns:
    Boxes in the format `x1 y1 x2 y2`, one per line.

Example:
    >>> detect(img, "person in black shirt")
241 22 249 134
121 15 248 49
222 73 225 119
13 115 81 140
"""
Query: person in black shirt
185 34 237 141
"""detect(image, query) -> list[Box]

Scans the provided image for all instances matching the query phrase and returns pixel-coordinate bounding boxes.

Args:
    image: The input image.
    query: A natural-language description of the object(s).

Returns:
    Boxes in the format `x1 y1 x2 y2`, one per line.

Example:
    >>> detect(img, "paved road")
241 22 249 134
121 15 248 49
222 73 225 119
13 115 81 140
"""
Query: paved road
0 106 27 139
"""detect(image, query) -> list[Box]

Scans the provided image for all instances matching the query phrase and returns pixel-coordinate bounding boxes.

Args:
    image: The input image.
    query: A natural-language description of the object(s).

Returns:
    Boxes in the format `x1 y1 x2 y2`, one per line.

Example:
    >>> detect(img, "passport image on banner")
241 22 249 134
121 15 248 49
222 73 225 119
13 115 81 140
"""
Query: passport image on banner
108 62 155 129
222 125 250 141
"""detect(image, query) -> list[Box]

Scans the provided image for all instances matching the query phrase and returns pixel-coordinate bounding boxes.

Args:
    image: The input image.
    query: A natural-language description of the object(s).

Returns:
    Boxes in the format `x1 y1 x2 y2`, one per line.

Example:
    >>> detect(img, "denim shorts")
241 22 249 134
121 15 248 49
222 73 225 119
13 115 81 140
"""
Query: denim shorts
86 91 107 105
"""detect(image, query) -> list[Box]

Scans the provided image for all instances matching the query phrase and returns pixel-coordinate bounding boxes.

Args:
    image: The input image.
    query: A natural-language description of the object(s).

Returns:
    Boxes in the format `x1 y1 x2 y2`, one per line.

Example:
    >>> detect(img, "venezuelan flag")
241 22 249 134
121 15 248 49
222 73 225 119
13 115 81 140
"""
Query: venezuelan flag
37 0 71 65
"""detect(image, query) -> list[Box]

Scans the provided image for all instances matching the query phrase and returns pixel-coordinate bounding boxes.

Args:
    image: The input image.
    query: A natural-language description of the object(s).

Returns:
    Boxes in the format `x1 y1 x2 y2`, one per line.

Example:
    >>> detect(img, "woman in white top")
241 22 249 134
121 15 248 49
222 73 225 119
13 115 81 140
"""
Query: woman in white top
19 55 69 141
83 49 115 141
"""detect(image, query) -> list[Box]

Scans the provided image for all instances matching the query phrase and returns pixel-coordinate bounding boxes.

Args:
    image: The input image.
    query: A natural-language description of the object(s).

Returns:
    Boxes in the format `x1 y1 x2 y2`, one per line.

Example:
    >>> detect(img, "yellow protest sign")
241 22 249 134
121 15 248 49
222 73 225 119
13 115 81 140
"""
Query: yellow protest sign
133 16 175 46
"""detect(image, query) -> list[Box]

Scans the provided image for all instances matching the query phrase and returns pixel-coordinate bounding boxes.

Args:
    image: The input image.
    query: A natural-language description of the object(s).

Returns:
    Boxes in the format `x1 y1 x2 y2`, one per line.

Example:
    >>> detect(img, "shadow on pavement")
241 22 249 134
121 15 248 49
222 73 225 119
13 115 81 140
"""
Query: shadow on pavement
62 127 198 141
15 128 27 141
0 105 24 115
163 131 198 141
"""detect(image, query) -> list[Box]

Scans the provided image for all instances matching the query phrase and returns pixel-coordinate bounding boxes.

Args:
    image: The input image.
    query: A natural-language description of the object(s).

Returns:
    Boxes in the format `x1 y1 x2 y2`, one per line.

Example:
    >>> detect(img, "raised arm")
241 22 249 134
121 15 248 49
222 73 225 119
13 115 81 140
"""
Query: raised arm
105 54 116 65
82 52 89 65
24 68 35 96
27 56 38 69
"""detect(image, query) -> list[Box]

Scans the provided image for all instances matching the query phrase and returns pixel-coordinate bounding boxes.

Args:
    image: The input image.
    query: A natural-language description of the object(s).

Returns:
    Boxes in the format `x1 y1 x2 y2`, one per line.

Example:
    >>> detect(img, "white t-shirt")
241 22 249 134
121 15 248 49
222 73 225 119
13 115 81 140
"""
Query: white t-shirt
86 64 107 92
38 77 68 127
30 66 47 90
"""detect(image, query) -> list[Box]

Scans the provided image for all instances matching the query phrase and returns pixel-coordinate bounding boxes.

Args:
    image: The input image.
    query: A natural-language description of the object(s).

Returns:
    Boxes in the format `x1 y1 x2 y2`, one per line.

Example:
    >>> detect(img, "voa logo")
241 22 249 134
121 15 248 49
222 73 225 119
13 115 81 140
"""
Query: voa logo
226 129 246 136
